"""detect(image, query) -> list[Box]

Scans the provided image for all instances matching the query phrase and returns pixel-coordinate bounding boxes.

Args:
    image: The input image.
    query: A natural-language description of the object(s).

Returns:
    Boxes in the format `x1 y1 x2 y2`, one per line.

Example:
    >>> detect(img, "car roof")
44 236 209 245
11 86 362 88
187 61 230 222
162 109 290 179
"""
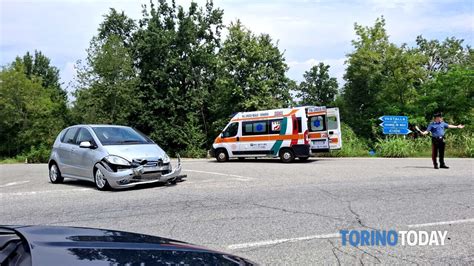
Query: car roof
68 124 131 129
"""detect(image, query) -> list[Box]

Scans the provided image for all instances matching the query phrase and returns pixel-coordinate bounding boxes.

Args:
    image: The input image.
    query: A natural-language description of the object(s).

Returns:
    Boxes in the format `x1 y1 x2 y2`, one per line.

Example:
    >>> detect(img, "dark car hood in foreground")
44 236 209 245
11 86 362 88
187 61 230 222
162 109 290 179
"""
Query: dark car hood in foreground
7 226 256 265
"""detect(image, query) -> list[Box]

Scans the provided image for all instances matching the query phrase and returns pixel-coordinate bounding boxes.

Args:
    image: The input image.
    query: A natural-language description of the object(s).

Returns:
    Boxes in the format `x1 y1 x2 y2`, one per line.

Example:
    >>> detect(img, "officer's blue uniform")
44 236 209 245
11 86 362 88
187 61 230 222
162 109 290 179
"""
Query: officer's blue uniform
426 121 448 167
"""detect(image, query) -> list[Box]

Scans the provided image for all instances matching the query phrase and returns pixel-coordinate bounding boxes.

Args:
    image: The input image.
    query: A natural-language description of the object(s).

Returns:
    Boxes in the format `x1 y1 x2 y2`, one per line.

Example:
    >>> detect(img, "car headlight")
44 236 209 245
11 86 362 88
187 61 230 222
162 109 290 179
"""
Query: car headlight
162 154 170 164
104 155 131 166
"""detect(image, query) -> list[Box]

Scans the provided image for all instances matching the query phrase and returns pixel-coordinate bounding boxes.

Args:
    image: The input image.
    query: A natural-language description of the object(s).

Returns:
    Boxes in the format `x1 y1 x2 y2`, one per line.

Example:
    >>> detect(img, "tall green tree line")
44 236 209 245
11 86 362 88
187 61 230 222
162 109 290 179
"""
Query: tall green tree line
1 1 472 160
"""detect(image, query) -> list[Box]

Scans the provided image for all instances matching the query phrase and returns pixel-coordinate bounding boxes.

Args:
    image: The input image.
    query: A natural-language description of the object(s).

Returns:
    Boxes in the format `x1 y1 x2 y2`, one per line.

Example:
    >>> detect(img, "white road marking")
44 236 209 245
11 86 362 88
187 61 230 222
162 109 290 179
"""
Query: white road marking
407 218 474 228
228 218 474 250
0 188 91 197
228 233 340 250
183 169 254 181
0 181 30 188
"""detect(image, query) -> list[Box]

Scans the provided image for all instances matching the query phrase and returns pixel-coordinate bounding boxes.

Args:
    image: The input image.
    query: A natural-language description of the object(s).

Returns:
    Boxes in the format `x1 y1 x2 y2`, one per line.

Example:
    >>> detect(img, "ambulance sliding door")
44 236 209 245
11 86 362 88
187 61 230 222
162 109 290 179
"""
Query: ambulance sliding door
327 107 342 150
240 120 271 156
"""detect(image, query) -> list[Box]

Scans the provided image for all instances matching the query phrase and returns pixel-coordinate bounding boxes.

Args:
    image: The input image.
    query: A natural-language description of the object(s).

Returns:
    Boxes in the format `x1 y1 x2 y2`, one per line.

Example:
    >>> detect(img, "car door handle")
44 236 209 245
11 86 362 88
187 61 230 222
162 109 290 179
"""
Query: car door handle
236 137 240 141
329 131 334 134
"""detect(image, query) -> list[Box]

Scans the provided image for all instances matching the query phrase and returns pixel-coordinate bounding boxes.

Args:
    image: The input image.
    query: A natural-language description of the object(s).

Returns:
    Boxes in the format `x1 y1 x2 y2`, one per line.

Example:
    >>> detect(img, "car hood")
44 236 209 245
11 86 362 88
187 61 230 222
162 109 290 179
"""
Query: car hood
9 226 256 265
103 144 166 161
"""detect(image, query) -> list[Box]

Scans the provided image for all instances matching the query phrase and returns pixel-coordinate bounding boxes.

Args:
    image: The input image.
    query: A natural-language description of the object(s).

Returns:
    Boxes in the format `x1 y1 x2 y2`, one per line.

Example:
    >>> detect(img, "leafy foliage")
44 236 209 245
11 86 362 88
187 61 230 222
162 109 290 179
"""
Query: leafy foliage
0 61 62 157
320 123 369 157
297 62 338 106
211 20 293 137
132 0 224 155
375 137 414 157
342 17 472 140
73 9 139 125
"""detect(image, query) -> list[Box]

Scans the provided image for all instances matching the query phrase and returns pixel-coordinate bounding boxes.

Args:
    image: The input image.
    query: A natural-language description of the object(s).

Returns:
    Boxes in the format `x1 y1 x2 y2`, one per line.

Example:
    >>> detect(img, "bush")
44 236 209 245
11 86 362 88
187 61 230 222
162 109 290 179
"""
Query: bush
444 132 474 158
375 137 413 158
322 123 369 157
464 134 474 158
410 136 432 157
180 148 207 158
23 145 51 163
0 155 27 164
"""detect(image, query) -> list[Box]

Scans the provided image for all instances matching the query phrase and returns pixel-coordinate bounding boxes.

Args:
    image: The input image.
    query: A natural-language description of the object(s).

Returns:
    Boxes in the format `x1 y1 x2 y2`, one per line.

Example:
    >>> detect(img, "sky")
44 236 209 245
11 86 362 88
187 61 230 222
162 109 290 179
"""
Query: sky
1 0 473 97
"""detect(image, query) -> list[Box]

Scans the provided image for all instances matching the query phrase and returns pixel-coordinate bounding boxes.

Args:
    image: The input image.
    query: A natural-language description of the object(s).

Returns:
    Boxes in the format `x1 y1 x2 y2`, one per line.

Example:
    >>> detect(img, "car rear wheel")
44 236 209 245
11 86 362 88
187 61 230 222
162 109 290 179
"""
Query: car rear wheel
215 149 228 162
279 149 295 163
49 163 64 183
94 167 110 191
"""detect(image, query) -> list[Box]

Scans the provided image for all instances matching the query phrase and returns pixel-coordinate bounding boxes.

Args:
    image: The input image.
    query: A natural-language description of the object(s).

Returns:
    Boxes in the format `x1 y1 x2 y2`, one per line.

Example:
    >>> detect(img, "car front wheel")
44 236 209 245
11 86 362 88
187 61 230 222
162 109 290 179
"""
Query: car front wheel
49 163 64 184
94 167 111 191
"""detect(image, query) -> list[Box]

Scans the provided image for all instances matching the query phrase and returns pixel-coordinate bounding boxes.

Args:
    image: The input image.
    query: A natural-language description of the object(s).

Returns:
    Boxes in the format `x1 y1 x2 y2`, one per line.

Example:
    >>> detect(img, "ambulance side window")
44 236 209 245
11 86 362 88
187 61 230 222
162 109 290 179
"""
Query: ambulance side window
309 116 326 132
243 120 268 135
222 122 239 138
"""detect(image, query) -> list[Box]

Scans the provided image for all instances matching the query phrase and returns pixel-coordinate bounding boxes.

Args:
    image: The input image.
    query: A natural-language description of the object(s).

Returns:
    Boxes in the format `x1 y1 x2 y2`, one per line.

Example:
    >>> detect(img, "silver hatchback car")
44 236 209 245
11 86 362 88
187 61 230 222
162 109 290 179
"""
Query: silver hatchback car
48 125 183 190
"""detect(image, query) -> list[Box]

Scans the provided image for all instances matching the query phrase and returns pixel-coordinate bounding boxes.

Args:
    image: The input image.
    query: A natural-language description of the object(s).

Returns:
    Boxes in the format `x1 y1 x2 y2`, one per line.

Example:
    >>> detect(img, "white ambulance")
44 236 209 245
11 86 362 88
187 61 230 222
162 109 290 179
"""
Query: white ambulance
211 106 342 163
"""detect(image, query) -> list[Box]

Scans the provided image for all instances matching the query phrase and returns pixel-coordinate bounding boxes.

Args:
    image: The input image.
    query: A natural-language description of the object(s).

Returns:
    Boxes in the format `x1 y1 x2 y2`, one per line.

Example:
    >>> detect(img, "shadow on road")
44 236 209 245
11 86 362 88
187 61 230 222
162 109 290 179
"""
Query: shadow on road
57 178 186 192
207 158 318 164
402 166 435 169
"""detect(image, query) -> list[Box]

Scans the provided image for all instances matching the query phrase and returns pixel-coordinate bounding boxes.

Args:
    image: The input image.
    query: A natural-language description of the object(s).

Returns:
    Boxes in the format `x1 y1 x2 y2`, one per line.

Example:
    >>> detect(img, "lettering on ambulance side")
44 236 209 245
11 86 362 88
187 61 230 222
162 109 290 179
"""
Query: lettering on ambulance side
231 109 298 122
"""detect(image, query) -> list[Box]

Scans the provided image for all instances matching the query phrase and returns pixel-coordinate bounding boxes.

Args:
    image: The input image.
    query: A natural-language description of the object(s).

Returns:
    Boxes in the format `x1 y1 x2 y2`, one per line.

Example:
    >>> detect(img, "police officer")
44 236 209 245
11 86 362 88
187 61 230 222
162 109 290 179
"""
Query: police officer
421 113 464 169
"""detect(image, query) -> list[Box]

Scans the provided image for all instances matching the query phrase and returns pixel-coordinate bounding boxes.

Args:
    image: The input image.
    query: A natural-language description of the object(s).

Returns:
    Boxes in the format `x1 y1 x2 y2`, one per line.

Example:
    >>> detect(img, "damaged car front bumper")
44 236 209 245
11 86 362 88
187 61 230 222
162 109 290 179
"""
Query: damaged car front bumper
96 157 184 189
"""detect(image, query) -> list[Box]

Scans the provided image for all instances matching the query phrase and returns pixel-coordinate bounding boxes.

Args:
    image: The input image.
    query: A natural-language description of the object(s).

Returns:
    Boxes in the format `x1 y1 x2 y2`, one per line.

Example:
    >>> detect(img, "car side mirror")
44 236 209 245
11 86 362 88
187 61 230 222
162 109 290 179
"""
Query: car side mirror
221 133 224 138
79 141 93 149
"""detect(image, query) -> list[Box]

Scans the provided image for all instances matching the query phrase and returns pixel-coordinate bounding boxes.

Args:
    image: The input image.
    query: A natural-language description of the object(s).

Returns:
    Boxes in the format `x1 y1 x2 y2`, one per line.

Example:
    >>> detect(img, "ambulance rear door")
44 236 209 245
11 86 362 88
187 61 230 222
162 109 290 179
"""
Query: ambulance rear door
307 107 330 152
327 107 342 150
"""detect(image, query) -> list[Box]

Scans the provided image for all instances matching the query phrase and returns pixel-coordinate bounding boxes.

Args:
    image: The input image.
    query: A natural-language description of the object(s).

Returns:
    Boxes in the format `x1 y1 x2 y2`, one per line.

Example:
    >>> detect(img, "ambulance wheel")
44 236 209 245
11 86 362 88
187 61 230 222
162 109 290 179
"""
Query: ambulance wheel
215 149 228 162
279 149 295 163
299 156 309 161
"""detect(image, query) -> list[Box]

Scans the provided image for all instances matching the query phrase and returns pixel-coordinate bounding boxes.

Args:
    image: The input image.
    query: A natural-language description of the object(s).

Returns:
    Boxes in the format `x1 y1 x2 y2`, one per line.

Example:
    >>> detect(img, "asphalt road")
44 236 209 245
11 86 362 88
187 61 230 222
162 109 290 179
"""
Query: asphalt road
1 158 473 264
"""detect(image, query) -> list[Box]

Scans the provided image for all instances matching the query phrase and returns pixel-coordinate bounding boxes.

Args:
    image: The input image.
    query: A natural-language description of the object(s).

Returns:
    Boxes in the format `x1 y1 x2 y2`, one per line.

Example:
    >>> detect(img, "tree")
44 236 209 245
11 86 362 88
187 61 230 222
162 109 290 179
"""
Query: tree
133 0 224 156
297 62 338 106
211 20 293 134
416 36 471 76
0 62 59 157
414 36 472 123
377 44 425 117
417 65 474 125
73 9 139 125
97 8 136 47
342 17 391 139
13 51 69 126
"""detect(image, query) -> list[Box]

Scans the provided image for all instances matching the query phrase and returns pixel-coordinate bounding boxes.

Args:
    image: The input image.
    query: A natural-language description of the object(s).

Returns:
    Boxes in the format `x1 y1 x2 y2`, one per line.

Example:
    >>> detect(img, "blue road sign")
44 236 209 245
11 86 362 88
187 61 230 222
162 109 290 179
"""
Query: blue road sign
379 116 408 122
383 128 412 135
379 122 409 128
380 115 410 135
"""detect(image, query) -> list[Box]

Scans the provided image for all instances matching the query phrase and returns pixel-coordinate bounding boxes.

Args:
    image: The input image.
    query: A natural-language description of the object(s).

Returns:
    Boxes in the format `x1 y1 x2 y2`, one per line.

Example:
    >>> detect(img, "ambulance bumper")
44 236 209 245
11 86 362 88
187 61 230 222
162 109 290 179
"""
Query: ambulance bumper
292 144 311 157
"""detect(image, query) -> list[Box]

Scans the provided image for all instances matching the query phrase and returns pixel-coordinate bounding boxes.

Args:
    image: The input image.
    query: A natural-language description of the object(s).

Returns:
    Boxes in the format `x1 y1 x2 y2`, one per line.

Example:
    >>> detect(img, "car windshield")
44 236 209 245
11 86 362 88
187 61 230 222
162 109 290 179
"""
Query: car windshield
92 127 154 145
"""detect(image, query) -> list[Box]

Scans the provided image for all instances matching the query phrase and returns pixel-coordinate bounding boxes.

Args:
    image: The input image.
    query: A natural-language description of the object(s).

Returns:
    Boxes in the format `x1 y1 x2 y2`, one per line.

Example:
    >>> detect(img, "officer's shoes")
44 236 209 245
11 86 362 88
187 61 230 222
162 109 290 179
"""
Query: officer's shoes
440 165 450 169
434 165 439 169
